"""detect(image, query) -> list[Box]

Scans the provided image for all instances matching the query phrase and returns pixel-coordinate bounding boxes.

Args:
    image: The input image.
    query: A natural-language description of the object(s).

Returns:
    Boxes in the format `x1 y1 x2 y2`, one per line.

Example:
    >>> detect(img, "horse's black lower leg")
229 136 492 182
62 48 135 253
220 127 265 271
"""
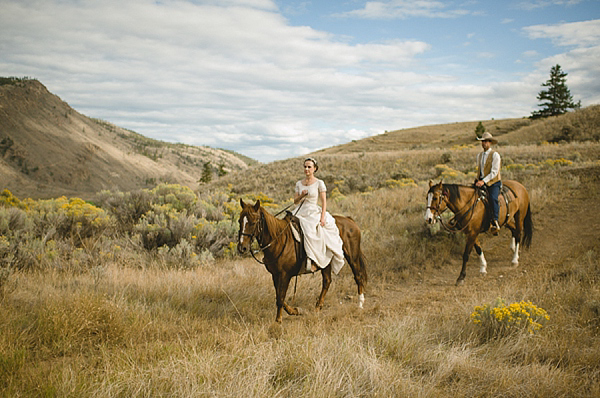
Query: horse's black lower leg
457 238 476 286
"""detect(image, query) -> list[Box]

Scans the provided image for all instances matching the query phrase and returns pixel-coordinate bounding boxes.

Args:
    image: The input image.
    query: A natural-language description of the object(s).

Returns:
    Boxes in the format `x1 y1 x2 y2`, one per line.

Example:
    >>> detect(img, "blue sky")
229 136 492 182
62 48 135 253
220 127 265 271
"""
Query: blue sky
1 0 599 163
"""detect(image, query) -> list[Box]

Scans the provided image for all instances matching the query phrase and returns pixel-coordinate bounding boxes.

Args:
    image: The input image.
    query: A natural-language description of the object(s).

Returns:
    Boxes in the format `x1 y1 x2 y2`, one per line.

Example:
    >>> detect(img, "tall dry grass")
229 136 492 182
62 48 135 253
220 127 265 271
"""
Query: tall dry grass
2 159 600 396
2 105 600 396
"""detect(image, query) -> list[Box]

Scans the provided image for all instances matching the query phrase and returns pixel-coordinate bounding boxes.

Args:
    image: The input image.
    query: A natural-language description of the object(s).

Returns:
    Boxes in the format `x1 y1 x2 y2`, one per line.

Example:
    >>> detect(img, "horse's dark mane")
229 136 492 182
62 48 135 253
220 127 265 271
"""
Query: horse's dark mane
441 183 477 202
443 184 462 201
259 206 287 237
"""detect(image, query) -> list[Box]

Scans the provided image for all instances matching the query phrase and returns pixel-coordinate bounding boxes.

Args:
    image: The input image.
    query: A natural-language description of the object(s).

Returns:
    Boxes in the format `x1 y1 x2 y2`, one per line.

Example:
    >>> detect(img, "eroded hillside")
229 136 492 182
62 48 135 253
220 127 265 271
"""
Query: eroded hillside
0 78 254 199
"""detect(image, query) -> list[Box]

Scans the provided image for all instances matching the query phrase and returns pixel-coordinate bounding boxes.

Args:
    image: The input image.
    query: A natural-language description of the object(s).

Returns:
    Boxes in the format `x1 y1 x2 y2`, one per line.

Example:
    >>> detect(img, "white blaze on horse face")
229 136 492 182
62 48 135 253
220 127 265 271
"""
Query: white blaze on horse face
425 193 434 223
239 216 248 244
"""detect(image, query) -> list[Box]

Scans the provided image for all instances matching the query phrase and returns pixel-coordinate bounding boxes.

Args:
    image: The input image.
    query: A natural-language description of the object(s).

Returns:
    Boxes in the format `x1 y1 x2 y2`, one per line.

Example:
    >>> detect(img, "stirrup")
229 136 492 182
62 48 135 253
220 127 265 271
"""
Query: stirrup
491 220 500 235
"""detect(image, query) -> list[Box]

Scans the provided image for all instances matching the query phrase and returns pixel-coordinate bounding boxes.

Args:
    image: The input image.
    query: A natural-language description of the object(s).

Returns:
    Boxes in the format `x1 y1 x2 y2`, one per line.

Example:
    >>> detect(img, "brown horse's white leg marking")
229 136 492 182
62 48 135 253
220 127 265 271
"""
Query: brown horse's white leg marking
478 252 487 274
511 237 520 265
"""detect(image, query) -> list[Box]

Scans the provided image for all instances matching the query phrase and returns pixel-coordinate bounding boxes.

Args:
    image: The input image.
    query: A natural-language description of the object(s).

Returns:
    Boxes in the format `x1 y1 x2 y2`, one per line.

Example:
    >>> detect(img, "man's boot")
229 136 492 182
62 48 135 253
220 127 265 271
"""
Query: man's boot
491 220 500 236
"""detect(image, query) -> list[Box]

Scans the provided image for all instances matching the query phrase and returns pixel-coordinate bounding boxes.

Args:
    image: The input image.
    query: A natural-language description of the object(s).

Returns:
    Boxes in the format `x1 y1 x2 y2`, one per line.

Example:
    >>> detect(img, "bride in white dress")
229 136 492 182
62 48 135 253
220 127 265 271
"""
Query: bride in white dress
292 158 345 274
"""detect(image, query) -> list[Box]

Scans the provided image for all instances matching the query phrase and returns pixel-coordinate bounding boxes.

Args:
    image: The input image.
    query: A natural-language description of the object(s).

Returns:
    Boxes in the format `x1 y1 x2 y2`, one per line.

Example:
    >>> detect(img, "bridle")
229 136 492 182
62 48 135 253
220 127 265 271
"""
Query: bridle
428 186 481 233
239 201 304 265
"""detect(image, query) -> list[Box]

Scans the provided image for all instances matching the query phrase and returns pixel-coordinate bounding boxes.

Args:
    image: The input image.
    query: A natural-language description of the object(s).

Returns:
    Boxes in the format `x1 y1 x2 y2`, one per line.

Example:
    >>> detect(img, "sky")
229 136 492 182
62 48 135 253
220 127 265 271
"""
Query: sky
1 0 599 163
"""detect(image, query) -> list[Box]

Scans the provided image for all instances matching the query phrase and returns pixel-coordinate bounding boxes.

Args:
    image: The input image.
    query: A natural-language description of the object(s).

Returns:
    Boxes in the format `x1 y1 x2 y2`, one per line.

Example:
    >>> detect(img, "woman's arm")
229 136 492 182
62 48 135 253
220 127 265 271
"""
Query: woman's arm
319 190 327 226
294 190 308 204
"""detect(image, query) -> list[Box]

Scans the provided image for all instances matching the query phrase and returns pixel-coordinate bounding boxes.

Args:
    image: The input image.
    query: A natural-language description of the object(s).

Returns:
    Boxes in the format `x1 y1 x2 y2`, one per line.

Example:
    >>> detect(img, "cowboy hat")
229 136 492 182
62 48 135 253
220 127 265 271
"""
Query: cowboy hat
477 132 498 144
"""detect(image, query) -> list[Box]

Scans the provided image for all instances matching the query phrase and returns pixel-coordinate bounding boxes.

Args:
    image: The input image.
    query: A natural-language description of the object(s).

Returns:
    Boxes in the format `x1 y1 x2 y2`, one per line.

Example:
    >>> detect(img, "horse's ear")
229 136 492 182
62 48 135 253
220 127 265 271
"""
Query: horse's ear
437 180 443 188
240 198 245 208
429 180 434 188
253 200 260 211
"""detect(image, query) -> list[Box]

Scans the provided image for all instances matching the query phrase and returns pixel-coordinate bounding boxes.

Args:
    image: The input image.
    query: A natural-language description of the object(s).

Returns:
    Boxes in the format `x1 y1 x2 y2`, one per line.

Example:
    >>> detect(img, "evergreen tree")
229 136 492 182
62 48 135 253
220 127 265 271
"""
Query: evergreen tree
217 163 227 177
531 64 580 118
475 122 485 139
199 161 212 184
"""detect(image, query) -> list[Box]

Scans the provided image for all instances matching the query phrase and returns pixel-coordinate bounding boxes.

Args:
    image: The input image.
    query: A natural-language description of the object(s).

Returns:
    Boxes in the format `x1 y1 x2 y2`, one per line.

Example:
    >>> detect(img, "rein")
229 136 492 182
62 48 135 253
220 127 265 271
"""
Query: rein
243 200 305 265
435 187 482 233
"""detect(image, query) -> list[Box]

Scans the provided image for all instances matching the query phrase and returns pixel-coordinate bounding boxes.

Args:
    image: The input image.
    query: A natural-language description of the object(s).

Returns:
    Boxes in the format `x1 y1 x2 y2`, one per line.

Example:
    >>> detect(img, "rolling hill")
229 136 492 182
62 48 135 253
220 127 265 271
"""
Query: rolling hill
0 78 255 200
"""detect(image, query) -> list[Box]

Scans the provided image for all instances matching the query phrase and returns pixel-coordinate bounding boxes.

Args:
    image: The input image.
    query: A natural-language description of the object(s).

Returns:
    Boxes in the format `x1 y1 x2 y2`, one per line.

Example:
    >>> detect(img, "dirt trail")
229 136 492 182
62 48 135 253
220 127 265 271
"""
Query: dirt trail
365 166 600 312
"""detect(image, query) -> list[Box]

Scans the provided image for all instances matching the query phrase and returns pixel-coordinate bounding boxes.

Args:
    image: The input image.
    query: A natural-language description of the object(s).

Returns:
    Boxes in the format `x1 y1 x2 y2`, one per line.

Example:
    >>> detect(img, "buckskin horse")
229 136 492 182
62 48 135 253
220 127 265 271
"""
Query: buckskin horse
424 180 533 286
237 199 367 323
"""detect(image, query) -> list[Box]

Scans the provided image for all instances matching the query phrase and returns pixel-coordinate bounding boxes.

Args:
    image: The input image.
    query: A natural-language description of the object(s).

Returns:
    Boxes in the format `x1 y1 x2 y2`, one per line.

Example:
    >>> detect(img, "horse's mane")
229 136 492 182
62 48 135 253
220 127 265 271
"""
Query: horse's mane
259 206 287 237
440 183 476 202
443 184 462 201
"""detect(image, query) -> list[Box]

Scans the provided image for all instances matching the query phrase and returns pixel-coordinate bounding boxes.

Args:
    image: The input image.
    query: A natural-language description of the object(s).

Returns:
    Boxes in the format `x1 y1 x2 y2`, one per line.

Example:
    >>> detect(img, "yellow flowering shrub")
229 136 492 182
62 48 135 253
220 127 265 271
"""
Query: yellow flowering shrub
0 189 27 209
243 192 277 207
451 143 476 150
505 163 525 171
434 164 466 181
223 241 238 258
540 158 573 168
385 178 418 189
330 187 346 203
471 298 550 339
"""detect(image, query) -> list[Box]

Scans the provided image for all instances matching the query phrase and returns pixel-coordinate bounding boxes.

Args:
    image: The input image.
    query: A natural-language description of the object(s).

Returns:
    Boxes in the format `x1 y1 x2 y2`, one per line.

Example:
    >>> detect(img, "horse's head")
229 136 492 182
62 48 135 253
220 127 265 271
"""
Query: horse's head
425 180 448 224
238 199 262 254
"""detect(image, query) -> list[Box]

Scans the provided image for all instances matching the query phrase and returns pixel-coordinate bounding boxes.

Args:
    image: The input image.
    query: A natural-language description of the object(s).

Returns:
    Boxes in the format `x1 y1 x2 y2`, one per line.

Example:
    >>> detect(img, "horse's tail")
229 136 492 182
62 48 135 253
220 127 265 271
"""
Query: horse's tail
358 250 368 285
522 204 533 248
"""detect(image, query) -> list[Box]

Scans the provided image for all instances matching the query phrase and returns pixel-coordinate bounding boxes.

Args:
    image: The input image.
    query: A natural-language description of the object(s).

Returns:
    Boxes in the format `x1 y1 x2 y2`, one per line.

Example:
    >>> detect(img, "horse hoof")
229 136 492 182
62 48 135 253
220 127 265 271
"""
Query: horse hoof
456 279 465 286
295 307 304 316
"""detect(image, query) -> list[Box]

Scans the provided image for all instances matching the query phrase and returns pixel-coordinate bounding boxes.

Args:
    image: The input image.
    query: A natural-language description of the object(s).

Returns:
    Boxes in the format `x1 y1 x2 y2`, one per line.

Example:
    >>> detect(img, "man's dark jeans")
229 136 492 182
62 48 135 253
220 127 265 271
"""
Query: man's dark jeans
487 181 502 222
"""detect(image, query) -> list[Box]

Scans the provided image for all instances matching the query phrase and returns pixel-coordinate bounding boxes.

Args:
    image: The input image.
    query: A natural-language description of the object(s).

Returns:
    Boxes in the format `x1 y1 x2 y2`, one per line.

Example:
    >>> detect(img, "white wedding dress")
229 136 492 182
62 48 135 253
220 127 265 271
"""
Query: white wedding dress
293 179 345 274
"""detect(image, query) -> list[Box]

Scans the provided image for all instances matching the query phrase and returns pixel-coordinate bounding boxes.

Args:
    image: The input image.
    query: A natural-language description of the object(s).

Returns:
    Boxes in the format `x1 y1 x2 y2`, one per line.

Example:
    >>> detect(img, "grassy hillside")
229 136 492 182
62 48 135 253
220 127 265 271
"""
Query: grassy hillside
1 103 599 396
207 105 600 203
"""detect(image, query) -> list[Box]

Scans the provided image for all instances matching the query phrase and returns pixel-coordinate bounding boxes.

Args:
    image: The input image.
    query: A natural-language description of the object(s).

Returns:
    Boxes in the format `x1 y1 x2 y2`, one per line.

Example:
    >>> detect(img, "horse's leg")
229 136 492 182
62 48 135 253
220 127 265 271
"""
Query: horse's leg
473 237 487 275
344 250 366 308
315 265 332 311
272 273 298 323
510 207 524 266
457 233 477 286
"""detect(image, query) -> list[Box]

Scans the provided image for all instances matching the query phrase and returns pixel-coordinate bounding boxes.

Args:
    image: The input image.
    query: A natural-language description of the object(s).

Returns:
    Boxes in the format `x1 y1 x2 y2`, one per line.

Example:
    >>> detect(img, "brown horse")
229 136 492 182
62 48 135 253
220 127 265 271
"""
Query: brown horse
237 199 367 323
424 180 533 286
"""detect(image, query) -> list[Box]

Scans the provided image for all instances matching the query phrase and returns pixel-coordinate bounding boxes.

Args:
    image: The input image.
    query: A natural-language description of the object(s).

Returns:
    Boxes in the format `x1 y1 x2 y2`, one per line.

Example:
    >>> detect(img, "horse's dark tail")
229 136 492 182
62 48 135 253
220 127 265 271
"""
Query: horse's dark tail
358 250 368 285
522 204 533 248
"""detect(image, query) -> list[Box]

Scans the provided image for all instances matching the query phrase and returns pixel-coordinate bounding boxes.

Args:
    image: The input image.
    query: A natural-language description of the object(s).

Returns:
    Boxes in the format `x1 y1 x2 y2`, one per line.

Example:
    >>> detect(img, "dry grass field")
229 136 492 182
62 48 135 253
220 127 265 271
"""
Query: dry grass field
1 108 600 397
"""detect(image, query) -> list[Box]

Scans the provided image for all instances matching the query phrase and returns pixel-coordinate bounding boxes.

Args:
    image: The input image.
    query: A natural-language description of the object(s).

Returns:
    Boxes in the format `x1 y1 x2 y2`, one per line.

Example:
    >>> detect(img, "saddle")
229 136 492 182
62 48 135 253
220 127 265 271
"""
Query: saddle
477 184 518 230
283 211 310 274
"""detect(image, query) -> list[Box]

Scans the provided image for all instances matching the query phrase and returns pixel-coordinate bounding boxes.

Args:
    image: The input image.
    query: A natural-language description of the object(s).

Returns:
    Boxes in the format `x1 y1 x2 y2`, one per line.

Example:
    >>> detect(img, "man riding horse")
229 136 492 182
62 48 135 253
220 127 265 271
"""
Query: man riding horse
475 132 502 235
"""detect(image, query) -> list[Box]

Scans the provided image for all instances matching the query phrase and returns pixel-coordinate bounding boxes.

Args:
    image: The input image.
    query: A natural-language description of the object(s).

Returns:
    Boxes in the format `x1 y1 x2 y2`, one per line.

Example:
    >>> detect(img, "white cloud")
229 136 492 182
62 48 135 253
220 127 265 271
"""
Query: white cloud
0 0 437 161
523 19 600 106
522 50 540 57
516 0 583 11
336 0 473 19
1 1 597 162
523 19 600 47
